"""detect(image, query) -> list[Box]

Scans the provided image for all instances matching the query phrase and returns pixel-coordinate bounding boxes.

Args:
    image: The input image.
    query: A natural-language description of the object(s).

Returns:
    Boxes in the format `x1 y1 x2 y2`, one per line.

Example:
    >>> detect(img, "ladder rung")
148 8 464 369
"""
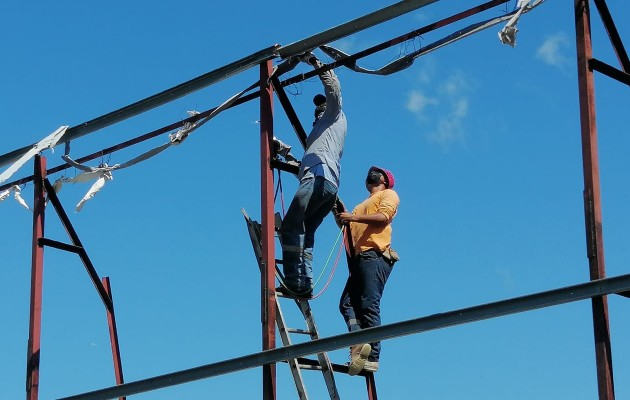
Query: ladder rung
298 364 324 371
294 357 373 377
291 357 323 370
287 328 312 335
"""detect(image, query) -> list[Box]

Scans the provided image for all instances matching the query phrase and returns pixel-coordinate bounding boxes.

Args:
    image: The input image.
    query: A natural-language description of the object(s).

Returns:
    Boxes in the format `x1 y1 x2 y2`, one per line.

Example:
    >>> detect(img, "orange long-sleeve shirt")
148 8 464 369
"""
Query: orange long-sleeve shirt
349 188 400 254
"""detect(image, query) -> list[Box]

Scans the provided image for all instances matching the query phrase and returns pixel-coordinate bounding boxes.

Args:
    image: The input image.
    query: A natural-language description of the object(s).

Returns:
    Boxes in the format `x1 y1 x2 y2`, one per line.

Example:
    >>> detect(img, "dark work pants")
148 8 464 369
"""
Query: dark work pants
339 249 393 361
280 176 337 291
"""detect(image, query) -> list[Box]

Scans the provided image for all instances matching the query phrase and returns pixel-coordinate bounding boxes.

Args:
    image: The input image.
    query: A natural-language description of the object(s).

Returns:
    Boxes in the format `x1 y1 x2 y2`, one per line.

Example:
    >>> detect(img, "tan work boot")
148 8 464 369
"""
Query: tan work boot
364 360 379 373
348 344 371 376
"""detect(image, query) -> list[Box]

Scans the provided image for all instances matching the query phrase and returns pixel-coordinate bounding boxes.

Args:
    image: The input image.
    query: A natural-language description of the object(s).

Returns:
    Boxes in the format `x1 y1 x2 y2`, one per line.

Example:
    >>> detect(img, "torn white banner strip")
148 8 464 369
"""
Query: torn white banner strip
57 162 117 212
0 185 31 211
62 154 97 172
170 82 257 144
14 186 31 211
0 126 68 185
498 0 531 47
75 171 113 212
56 82 256 211
0 187 10 201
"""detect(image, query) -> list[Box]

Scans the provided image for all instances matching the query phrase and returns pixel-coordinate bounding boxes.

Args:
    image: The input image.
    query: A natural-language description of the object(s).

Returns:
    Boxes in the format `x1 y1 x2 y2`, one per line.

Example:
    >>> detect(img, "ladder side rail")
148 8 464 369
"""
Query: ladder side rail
297 301 341 400
275 301 310 400
242 211 310 400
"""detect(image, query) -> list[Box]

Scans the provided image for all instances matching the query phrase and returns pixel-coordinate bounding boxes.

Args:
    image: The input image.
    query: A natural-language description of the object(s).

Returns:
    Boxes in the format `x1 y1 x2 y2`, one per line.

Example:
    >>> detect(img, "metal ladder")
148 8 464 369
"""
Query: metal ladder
242 209 341 400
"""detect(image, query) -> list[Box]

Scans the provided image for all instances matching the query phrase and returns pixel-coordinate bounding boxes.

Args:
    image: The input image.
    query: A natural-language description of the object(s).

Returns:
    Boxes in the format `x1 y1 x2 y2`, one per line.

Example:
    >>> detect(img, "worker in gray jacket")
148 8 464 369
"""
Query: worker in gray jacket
278 52 347 298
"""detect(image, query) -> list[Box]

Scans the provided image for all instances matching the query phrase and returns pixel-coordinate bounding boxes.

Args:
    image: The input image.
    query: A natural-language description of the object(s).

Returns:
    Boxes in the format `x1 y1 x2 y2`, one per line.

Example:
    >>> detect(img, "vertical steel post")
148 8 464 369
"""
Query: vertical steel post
260 60 277 400
102 277 126 400
574 1 615 399
365 373 378 400
26 155 46 400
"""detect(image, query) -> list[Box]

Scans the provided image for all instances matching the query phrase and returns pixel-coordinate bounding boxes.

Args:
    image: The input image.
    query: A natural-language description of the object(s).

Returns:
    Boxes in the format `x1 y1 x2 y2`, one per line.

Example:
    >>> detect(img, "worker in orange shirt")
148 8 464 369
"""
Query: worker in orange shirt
337 166 400 375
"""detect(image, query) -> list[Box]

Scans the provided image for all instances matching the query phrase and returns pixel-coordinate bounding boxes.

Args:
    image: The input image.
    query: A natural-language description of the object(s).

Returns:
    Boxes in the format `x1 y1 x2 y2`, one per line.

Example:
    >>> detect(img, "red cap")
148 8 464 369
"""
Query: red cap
369 166 395 189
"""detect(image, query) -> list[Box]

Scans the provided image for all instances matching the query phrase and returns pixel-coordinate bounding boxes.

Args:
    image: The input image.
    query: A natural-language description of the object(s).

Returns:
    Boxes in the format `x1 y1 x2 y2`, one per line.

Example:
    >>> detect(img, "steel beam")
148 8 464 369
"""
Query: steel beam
260 60 277 400
365 373 378 400
278 0 438 58
58 273 630 400
307 0 510 77
574 1 615 398
0 46 279 169
42 178 113 312
102 278 125 400
592 0 630 73
38 238 82 254
270 77 308 147
0 0 510 193
589 58 630 86
26 155 46 400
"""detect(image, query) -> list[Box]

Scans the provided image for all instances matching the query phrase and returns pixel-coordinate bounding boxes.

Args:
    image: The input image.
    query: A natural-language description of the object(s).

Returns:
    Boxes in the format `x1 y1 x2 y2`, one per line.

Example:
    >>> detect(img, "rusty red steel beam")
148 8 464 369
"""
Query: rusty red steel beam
365 373 378 400
574 1 615 399
102 278 126 400
26 155 46 400
259 60 277 400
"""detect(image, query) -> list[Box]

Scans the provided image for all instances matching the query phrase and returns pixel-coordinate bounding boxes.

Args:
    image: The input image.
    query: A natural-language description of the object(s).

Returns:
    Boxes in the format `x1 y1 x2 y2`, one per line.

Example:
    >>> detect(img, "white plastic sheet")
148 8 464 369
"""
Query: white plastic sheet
0 185 31 211
54 82 256 211
498 0 532 47
0 126 68 185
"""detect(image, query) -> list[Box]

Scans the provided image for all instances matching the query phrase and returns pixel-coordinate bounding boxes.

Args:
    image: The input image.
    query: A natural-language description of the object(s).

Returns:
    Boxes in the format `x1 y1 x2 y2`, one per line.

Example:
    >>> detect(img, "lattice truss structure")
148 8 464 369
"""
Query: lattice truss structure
1 1 629 399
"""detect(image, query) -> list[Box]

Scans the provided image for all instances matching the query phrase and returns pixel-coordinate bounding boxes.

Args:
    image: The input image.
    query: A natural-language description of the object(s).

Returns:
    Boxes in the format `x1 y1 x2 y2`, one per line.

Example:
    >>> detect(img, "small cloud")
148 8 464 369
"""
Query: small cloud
439 71 471 97
414 58 436 84
412 12 430 23
406 90 438 117
495 267 516 291
329 37 355 54
452 98 469 119
429 117 464 146
431 72 473 147
536 32 571 70
405 68 475 148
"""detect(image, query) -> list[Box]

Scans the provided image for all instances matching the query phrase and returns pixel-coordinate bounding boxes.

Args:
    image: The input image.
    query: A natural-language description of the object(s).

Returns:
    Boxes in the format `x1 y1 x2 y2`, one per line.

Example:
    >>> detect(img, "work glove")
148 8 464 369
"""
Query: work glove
297 51 318 65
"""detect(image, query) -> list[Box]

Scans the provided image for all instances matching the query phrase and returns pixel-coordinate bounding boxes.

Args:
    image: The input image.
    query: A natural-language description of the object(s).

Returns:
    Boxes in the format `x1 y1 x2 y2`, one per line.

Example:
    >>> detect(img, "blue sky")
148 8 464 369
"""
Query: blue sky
2 1 630 399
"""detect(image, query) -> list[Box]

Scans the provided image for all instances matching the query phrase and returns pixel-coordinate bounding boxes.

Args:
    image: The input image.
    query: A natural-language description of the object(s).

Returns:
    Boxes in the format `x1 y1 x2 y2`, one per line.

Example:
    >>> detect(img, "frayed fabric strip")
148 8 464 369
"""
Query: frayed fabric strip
55 82 256 211
0 185 31 211
498 0 534 47
0 126 68 185
75 172 113 212
57 159 117 212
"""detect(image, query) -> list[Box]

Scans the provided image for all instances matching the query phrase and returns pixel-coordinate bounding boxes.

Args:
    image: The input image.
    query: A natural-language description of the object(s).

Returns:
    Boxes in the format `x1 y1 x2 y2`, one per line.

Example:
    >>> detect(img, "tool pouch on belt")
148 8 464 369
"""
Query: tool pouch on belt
381 248 400 265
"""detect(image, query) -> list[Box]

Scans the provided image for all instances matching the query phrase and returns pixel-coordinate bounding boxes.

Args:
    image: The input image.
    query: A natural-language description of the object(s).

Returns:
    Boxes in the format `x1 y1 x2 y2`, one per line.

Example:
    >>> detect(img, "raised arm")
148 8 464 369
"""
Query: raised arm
301 53 342 115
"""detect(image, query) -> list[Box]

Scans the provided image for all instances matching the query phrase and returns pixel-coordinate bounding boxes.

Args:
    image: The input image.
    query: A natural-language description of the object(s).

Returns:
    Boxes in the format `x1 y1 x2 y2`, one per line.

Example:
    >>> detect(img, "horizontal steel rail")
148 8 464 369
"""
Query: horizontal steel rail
59 273 630 400
0 46 279 169
0 0 439 168
1 0 511 193
277 0 438 58
589 58 630 86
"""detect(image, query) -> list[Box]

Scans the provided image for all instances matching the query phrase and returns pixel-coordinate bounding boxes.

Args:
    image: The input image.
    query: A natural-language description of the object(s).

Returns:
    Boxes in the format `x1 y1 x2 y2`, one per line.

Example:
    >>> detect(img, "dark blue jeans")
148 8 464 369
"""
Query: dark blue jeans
280 176 338 290
339 249 393 361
